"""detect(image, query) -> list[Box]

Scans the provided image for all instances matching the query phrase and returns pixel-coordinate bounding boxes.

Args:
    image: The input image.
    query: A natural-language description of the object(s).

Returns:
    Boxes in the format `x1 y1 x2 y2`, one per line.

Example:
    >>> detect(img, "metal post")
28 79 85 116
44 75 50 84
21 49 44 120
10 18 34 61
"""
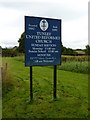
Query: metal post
30 66 33 101
53 65 57 100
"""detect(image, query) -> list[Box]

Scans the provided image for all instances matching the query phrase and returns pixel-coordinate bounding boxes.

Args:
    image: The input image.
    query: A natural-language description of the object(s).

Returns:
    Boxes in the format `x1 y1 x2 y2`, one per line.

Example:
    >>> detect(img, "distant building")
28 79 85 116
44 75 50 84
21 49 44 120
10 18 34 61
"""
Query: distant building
76 50 85 55
12 46 18 50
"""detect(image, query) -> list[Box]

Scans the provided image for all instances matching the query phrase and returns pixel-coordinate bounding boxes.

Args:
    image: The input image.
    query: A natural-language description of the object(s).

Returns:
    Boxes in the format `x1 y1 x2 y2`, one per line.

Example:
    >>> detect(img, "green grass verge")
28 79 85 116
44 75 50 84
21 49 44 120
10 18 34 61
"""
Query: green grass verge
2 57 88 119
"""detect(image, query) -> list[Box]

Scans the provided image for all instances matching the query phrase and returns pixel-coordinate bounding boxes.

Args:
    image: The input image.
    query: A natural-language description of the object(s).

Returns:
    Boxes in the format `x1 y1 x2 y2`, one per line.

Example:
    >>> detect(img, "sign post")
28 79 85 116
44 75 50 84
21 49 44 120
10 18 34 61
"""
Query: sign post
54 65 57 100
25 16 61 101
30 66 33 101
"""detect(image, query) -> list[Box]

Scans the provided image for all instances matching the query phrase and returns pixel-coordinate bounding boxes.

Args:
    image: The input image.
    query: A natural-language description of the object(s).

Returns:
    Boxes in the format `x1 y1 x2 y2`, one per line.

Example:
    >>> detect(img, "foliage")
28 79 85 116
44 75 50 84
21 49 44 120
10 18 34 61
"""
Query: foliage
2 48 18 57
18 32 25 53
58 61 88 74
59 56 89 74
62 46 77 55
2 57 88 118
84 45 90 55
62 55 89 62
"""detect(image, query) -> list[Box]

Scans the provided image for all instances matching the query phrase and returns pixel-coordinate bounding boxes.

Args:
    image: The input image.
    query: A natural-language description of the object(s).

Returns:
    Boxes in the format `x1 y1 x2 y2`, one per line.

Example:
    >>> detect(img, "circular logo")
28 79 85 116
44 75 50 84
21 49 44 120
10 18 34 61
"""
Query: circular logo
40 19 48 31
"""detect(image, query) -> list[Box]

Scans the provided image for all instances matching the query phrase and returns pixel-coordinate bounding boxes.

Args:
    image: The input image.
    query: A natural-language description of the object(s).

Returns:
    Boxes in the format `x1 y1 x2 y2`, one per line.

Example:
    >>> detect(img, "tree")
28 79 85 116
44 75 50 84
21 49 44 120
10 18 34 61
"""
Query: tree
2 48 18 57
18 32 25 53
85 45 90 55
61 46 76 55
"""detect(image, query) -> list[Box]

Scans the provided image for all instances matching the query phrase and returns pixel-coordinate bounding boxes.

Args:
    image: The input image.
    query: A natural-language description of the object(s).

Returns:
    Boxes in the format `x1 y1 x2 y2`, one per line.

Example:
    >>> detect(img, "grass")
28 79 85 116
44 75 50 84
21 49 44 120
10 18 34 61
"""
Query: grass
2 57 88 119
13 55 89 74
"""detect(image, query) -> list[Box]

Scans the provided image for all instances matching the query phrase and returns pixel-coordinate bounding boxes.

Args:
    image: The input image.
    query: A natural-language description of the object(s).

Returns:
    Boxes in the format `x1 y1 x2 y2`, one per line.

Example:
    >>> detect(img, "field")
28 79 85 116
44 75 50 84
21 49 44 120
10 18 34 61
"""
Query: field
2 56 88 119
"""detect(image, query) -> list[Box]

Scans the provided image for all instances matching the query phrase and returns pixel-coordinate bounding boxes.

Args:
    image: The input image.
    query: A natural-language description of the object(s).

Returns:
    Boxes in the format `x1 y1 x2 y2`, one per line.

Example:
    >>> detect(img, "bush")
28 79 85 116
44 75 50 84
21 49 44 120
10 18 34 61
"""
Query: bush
2 48 18 57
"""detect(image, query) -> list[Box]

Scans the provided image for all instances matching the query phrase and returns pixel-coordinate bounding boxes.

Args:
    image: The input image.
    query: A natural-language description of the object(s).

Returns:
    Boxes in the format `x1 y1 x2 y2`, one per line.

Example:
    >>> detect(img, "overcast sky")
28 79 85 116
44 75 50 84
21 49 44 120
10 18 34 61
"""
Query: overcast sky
0 0 88 49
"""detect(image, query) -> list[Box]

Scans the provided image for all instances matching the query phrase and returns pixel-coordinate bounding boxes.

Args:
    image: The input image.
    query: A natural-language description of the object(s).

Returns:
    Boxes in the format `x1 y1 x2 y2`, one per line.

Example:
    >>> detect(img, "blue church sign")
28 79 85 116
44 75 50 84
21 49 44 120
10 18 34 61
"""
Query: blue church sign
25 16 61 66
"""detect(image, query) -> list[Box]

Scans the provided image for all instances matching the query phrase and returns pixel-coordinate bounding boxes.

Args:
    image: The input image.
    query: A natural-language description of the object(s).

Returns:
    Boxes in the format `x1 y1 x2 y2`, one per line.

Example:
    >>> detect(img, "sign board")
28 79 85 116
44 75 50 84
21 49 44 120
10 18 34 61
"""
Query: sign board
25 16 61 66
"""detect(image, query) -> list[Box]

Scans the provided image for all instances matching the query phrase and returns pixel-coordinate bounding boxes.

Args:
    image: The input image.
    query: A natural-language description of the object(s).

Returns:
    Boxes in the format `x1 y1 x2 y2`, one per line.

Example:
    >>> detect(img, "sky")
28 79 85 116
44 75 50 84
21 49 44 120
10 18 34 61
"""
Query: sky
0 0 89 49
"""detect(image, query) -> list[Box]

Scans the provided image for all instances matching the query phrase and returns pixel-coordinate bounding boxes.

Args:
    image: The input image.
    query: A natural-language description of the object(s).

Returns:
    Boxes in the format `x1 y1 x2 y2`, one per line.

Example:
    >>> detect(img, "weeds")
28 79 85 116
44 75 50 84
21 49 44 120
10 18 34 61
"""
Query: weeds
62 56 89 62
2 63 14 96
58 61 88 74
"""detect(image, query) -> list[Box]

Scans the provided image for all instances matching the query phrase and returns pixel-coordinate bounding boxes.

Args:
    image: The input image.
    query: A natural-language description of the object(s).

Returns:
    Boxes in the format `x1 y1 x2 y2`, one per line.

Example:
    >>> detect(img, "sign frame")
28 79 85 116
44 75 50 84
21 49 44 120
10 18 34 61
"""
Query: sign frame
25 16 62 66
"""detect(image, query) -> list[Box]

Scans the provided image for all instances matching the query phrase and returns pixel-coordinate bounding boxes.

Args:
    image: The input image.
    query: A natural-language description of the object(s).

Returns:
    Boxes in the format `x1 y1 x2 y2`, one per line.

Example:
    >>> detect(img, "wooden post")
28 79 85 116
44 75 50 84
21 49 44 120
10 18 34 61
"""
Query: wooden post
5 63 7 70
